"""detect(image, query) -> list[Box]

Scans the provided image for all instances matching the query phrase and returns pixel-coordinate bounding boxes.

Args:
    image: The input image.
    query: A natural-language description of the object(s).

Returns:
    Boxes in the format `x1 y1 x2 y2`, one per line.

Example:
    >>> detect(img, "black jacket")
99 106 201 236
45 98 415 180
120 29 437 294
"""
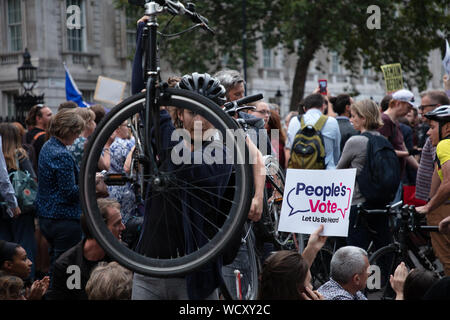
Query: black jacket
44 239 111 300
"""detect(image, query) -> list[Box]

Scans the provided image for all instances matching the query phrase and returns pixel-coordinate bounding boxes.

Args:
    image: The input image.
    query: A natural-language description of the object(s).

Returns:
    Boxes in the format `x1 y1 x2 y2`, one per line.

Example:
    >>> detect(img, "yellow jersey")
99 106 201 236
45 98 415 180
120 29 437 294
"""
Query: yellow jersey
436 138 450 181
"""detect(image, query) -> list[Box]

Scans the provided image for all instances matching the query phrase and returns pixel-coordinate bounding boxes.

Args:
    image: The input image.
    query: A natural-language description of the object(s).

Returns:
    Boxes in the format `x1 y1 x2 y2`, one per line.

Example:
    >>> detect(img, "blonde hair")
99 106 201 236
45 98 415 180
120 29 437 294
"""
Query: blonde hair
76 108 96 124
48 108 85 139
85 262 132 300
351 99 383 130
0 275 24 300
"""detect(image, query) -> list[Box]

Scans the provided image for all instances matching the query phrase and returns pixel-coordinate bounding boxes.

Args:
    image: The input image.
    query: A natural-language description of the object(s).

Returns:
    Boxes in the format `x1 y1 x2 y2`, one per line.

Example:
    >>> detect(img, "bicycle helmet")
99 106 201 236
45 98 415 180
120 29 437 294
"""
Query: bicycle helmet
424 105 450 123
177 72 227 106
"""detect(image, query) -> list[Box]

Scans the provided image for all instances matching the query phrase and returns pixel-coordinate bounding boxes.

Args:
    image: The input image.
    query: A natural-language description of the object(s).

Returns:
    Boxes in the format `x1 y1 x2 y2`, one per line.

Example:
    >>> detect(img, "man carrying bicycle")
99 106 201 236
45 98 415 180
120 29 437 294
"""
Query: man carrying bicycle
416 105 450 276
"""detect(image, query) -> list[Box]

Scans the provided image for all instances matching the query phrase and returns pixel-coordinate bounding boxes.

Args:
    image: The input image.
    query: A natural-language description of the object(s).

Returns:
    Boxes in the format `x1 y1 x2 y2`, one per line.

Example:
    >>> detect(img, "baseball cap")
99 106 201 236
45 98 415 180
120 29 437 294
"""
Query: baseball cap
392 89 415 107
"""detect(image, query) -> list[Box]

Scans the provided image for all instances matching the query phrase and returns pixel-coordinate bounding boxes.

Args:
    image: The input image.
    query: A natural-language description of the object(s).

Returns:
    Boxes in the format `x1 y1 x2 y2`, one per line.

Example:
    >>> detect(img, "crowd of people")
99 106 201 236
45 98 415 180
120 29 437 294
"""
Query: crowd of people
1 17 450 301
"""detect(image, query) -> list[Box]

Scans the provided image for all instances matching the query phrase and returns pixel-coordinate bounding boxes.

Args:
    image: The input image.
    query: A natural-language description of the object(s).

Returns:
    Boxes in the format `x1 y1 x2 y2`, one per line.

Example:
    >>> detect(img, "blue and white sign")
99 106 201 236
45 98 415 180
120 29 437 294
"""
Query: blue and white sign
278 168 357 237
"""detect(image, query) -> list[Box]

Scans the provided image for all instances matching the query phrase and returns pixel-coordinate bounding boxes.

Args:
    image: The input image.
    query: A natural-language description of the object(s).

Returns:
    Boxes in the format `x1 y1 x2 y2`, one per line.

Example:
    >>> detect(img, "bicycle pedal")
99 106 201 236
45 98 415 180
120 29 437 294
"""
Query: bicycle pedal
103 173 132 186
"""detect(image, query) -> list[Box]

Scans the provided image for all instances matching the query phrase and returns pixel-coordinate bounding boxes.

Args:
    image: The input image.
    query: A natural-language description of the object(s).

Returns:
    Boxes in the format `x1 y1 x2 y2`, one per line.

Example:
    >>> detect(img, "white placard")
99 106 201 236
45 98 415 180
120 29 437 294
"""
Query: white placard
94 76 126 105
278 168 357 237
443 39 450 76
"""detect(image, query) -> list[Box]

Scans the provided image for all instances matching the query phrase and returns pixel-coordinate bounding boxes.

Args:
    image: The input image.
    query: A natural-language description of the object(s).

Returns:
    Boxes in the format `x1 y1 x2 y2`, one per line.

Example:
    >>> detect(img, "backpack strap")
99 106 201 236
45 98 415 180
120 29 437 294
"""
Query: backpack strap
313 115 328 131
299 115 306 130
32 131 46 143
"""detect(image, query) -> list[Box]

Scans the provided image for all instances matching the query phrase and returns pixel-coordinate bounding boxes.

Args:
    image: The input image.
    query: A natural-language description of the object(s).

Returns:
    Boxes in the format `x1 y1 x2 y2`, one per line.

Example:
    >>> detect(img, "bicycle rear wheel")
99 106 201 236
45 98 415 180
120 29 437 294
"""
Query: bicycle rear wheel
220 222 261 300
366 244 410 300
261 155 293 249
80 89 253 277
310 246 334 289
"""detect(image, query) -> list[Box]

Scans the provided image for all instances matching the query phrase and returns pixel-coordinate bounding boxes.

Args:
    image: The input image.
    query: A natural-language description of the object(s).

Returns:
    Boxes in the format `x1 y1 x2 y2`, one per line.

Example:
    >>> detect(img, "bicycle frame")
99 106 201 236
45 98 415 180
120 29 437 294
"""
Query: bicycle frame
142 2 164 178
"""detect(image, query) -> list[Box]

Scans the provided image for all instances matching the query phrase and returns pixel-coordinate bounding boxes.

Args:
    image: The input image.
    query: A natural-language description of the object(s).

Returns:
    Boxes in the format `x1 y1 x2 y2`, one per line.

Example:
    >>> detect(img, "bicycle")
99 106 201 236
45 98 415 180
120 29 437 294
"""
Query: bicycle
365 204 443 300
217 94 268 301
301 201 403 290
80 0 256 277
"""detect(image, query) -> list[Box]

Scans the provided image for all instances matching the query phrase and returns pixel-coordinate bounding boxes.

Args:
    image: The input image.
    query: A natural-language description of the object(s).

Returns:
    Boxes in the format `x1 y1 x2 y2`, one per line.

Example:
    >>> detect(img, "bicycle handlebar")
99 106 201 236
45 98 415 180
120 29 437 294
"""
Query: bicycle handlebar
418 225 440 232
223 94 264 116
139 0 214 35
356 200 403 215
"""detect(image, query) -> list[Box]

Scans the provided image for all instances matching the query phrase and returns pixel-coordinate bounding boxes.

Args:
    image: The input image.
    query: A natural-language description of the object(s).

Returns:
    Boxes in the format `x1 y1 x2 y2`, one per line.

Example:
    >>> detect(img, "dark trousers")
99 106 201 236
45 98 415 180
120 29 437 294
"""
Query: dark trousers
0 213 37 280
38 217 81 281
346 205 392 253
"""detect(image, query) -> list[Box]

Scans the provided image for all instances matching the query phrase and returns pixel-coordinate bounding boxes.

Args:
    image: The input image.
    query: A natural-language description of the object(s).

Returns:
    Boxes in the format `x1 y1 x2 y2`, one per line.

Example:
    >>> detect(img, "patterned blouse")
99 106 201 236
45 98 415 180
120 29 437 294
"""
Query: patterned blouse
35 136 81 220
67 136 87 169
107 137 136 224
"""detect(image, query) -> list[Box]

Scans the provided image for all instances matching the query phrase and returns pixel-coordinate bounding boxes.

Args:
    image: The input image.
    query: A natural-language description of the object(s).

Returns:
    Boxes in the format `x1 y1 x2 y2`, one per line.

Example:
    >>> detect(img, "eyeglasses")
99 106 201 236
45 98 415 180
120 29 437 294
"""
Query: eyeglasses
419 104 438 111
255 110 271 116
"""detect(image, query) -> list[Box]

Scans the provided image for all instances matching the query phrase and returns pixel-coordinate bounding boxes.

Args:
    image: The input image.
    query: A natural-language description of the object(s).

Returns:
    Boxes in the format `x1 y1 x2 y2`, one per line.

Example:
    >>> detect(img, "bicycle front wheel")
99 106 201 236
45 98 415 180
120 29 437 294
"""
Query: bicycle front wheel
80 89 254 277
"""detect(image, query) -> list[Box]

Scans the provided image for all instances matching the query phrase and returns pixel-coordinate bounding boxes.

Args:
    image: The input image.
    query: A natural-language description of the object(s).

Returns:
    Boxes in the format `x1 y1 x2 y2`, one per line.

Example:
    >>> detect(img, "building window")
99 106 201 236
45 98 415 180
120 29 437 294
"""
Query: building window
125 7 138 58
81 90 93 104
7 0 22 52
263 48 272 68
331 52 341 74
66 0 86 52
1 91 17 120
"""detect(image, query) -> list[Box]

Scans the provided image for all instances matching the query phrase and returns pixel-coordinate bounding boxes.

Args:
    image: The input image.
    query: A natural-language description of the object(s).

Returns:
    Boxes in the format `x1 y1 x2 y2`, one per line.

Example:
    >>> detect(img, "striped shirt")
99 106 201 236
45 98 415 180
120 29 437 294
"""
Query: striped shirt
415 137 436 201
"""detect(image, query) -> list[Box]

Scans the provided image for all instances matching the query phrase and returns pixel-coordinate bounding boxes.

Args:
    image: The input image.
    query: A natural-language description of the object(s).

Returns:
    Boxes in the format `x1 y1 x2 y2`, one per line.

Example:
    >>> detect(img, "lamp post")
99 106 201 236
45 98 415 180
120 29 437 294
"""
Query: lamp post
275 88 282 105
14 48 44 124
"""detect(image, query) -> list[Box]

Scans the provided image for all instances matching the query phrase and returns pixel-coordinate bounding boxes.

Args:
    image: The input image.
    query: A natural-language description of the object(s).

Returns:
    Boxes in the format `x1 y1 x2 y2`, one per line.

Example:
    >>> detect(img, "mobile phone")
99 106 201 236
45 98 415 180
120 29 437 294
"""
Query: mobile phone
318 79 327 95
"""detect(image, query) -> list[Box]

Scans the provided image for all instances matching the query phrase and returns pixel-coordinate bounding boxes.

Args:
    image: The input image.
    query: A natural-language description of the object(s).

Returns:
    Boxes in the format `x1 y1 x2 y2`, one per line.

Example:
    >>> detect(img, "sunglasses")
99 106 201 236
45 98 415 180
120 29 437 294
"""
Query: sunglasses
418 104 438 111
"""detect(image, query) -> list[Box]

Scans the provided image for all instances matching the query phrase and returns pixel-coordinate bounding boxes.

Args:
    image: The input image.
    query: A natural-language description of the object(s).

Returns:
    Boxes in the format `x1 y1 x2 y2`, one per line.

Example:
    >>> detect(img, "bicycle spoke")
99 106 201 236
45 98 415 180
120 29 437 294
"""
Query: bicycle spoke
171 184 232 219
169 174 237 205
163 192 215 247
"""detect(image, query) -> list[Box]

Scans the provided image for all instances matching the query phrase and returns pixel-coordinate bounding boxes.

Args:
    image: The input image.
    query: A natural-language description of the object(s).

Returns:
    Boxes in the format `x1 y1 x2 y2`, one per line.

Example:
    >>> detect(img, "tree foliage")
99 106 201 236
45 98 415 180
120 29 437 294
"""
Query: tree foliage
264 0 450 109
116 0 450 110
115 0 270 74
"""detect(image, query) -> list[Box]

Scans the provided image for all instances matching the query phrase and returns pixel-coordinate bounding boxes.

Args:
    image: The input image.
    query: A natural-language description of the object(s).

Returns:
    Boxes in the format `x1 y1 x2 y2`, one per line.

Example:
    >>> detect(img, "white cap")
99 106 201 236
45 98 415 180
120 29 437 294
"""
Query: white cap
392 89 415 107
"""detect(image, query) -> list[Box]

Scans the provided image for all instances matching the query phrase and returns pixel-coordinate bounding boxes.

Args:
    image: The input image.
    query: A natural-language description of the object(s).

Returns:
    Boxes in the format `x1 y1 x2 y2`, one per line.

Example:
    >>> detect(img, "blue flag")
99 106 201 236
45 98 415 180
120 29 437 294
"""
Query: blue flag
64 63 90 107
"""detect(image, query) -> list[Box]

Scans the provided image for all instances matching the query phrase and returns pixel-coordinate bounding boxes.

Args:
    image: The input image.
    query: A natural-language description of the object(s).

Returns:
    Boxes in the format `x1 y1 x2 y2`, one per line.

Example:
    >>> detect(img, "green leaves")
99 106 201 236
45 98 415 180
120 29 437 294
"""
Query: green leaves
116 0 449 109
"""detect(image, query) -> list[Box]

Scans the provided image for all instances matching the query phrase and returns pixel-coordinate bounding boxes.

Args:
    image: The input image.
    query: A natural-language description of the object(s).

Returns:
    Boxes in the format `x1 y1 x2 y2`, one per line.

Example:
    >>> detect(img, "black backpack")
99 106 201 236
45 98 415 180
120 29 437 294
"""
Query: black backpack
357 132 401 208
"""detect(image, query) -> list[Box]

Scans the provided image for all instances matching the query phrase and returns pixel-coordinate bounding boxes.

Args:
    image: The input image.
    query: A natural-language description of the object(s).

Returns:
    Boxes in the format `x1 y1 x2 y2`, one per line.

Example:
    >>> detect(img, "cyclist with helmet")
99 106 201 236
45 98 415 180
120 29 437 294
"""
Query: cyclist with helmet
178 72 266 222
130 71 235 300
416 105 450 275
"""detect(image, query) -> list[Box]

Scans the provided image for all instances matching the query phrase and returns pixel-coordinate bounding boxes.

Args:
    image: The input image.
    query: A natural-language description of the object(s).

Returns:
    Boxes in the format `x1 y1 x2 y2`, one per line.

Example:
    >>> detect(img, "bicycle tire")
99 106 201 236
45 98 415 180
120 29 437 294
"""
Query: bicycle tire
310 246 334 289
261 155 292 249
366 244 413 300
220 222 261 300
80 89 254 277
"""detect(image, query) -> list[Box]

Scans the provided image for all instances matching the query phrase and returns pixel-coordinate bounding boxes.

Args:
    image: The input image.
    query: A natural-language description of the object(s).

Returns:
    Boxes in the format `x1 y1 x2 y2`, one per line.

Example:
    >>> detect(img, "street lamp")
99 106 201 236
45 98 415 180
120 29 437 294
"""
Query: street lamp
14 48 44 124
18 48 38 91
275 88 283 106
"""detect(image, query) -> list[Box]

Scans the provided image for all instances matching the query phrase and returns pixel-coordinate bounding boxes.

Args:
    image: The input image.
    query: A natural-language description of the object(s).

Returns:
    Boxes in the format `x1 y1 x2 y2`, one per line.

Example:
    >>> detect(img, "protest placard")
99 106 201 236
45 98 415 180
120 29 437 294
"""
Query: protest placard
94 76 126 105
278 168 356 237
443 39 450 76
380 63 403 93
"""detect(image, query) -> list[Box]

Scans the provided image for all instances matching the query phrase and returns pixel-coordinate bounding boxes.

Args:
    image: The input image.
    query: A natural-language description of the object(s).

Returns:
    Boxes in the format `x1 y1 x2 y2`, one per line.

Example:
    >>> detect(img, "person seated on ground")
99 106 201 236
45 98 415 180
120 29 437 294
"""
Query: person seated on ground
389 262 440 300
258 225 327 300
45 198 125 300
0 240 49 300
317 246 369 300
85 261 132 300
0 275 25 300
